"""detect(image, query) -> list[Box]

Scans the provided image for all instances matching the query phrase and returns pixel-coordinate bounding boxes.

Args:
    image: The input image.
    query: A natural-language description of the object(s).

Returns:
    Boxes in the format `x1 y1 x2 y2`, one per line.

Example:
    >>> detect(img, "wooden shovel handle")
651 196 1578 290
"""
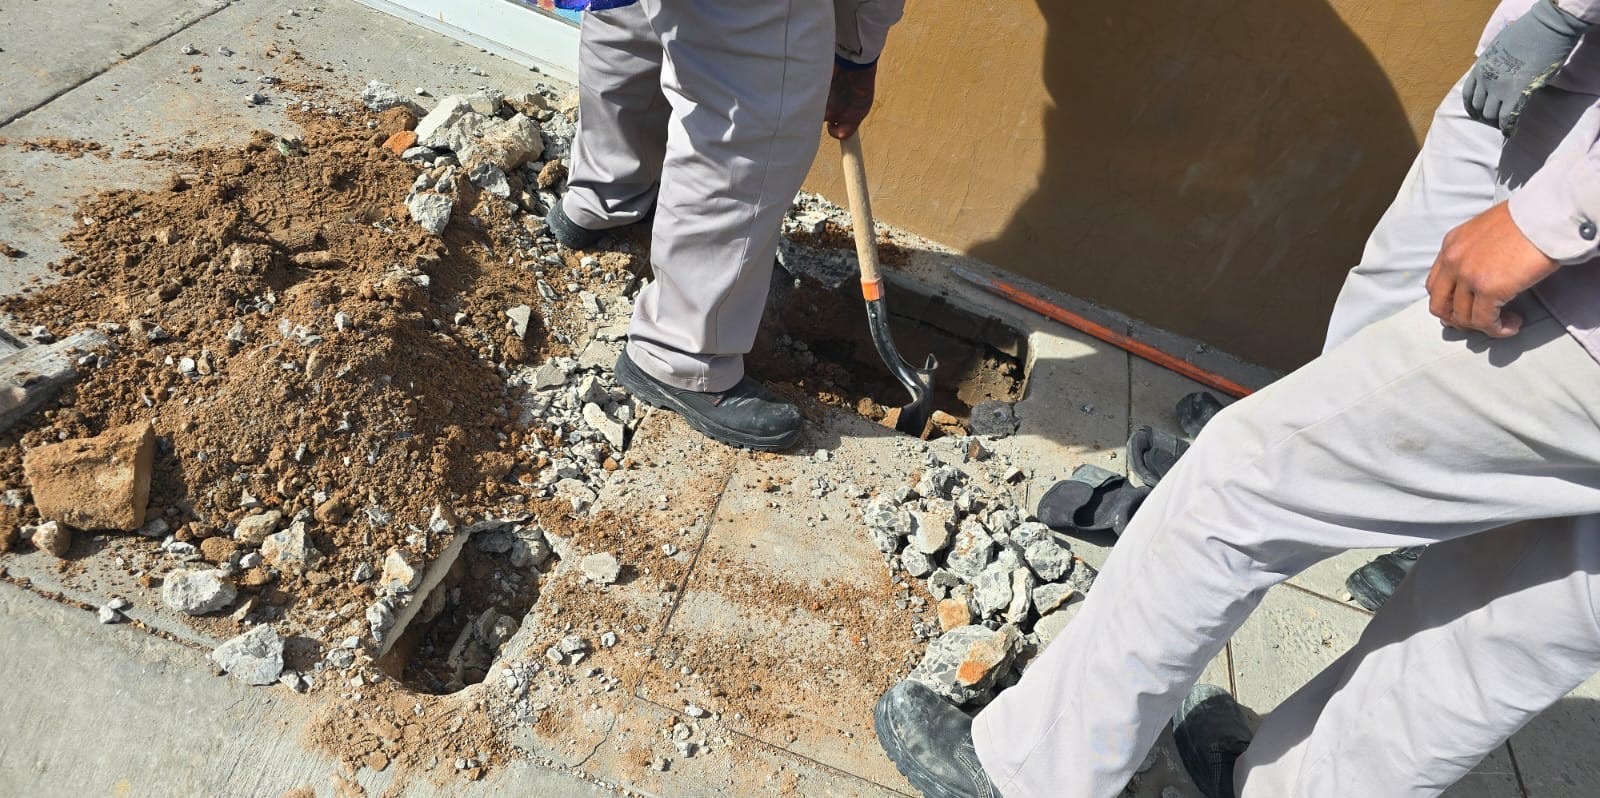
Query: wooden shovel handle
839 134 884 300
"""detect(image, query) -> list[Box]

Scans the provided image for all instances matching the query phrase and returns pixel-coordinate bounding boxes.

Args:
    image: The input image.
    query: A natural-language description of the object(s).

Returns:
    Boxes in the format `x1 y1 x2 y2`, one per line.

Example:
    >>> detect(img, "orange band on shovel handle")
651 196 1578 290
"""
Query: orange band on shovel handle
860 278 884 302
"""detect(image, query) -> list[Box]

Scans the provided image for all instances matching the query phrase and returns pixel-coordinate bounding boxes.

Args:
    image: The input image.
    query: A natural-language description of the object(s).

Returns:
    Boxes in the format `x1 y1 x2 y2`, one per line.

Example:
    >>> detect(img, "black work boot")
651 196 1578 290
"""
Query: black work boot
546 196 606 250
615 350 802 451
1345 546 1425 611
874 681 1000 798
1173 684 1253 798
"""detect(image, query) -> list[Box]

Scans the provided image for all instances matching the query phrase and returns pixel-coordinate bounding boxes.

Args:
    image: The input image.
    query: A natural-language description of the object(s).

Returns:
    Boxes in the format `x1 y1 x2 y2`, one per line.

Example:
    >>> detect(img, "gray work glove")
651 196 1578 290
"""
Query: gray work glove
1463 0 1592 135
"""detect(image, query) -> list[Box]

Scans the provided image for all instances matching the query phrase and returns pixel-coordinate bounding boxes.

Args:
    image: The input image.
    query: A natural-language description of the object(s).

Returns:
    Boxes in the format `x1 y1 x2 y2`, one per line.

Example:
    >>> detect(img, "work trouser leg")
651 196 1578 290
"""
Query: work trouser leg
970 297 1600 797
563 1 670 230
624 0 834 391
1322 75 1501 351
1234 516 1600 796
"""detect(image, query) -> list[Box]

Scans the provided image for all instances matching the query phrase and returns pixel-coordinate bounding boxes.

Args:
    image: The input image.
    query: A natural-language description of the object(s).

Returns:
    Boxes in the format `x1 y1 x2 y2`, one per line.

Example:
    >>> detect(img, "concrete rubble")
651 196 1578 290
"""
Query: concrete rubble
862 440 1095 706
162 568 237 615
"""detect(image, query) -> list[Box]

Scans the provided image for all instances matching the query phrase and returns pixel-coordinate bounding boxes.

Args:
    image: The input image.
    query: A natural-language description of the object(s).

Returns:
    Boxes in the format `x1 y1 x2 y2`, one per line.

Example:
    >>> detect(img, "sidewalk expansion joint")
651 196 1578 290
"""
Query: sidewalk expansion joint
0 0 239 129
0 570 209 652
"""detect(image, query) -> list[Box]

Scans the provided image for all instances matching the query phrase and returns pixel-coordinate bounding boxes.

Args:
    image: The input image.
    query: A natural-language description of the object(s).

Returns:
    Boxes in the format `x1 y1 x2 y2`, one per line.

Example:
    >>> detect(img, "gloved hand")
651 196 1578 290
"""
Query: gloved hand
1464 0 1592 134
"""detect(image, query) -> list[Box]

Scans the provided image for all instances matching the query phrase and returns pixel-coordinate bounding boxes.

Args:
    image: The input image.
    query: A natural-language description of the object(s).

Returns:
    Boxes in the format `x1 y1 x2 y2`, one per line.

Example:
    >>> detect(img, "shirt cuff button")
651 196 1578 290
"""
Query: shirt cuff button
1581 220 1598 242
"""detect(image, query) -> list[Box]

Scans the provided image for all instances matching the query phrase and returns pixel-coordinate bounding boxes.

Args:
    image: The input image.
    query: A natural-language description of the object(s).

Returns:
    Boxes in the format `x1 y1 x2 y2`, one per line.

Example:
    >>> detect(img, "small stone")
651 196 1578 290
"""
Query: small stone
407 192 454 236
382 130 418 155
107 597 130 611
233 510 282 545
581 553 621 585
600 631 618 648
245 92 266 106
97 605 123 624
506 304 534 340
1006 567 1035 622
217 45 234 56
198 536 239 565
23 421 155 532
360 79 409 111
30 521 72 558
210 624 285 686
559 634 589 654
813 449 831 463
651 757 669 772
352 562 374 583
467 162 511 198
180 44 198 55
162 568 237 615
314 496 351 525
576 375 608 404
684 704 707 718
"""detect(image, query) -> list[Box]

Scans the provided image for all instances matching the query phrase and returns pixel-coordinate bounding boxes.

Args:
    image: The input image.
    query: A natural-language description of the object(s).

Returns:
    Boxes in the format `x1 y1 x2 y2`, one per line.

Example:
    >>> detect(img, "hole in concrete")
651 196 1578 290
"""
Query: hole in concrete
377 522 555 695
750 271 1027 437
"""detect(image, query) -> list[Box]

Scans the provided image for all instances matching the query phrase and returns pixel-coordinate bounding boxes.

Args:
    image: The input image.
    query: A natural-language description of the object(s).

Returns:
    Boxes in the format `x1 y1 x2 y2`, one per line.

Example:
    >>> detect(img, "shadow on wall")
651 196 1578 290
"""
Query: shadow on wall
967 0 1423 372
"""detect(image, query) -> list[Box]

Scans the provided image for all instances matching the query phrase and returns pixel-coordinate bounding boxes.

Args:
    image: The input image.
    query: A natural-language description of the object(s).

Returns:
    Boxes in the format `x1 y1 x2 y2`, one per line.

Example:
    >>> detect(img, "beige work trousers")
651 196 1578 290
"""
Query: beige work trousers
972 76 1600 797
562 0 834 392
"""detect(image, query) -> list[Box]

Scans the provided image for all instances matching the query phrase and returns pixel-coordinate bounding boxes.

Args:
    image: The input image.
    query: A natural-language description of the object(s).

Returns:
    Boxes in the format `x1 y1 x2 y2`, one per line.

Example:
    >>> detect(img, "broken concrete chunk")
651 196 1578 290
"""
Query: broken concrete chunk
360 80 410 112
974 562 1014 617
506 304 534 340
908 624 1020 705
916 465 965 501
414 95 470 146
1006 567 1036 622
937 598 974 632
1032 582 1079 616
909 510 954 555
945 519 996 581
261 521 323 574
210 624 285 686
232 509 283 546
1023 538 1073 581
581 552 621 585
583 403 626 450
901 548 934 578
407 192 454 236
468 114 543 171
23 421 155 531
380 548 421 593
30 521 72 558
926 569 962 600
532 362 568 391
162 568 237 615
467 162 511 198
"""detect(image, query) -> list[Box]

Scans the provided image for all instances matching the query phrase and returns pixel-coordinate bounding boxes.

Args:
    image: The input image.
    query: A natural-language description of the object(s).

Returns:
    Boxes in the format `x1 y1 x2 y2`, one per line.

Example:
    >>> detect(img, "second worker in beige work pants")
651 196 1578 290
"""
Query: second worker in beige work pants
969 57 1600 798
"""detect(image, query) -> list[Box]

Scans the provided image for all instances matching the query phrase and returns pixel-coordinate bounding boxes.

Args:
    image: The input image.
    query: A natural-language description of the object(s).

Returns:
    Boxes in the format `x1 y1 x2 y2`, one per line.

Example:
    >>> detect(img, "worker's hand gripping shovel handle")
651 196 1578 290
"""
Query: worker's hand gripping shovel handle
839 134 884 302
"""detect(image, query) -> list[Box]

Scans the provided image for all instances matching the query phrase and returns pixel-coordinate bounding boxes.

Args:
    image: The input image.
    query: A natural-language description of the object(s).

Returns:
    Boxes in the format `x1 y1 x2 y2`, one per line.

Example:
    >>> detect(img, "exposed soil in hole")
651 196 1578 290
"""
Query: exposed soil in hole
749 272 1025 437
379 525 553 695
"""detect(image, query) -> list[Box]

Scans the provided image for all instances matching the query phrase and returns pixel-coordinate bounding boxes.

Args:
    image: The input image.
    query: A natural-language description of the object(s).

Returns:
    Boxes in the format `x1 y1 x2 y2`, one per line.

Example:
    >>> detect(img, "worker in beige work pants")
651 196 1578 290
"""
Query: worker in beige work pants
546 0 903 452
871 0 1600 795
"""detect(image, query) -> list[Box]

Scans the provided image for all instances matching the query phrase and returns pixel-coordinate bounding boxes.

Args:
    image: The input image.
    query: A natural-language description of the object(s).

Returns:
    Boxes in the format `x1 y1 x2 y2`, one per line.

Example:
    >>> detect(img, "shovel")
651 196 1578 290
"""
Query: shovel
839 133 938 436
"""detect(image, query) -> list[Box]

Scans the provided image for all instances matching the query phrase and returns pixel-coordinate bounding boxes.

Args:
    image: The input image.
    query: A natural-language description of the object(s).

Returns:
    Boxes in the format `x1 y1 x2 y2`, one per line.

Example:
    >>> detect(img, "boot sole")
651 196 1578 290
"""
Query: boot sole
615 353 800 452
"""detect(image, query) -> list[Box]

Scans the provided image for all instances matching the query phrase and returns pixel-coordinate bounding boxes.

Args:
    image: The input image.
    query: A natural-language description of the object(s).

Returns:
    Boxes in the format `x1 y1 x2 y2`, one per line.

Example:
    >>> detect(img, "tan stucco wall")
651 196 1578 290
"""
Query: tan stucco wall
807 0 1501 371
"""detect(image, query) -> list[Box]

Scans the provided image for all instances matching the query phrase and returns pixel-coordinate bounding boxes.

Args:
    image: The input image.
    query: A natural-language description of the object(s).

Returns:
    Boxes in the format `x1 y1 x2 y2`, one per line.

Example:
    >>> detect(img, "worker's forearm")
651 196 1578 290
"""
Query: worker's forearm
1508 100 1600 263
833 0 905 66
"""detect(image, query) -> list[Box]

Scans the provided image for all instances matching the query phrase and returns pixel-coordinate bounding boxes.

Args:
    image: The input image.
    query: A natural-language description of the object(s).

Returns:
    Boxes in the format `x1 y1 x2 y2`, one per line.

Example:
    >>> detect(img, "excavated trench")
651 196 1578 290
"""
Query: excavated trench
750 270 1027 437
378 269 1026 693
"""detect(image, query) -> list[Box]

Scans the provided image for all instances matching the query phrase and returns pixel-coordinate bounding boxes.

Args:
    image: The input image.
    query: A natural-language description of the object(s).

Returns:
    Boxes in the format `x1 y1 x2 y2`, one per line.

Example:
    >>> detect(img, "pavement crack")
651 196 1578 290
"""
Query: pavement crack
570 711 617 769
0 0 239 129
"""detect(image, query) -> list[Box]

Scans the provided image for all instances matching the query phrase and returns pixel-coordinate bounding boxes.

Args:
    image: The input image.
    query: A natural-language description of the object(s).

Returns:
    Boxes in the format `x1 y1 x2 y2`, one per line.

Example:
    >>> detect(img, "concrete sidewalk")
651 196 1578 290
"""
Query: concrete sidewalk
2 0 1598 796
